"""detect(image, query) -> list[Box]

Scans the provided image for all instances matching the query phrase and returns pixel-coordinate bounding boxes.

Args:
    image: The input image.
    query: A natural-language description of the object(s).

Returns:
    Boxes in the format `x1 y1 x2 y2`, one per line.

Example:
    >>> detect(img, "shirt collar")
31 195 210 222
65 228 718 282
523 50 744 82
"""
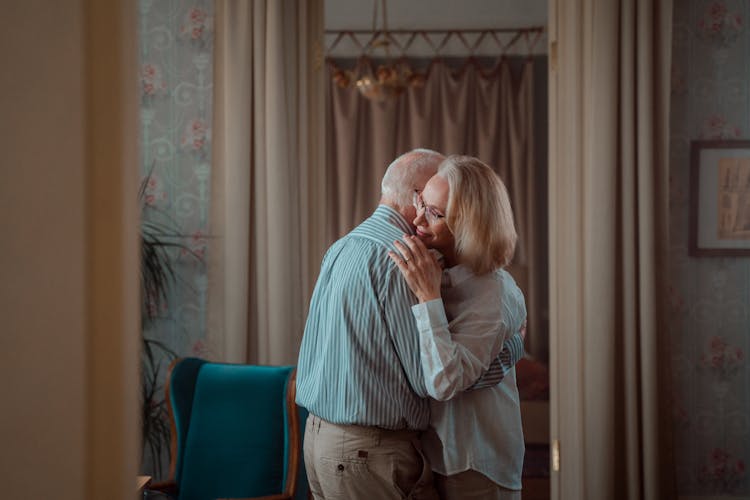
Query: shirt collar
442 264 476 288
375 204 415 236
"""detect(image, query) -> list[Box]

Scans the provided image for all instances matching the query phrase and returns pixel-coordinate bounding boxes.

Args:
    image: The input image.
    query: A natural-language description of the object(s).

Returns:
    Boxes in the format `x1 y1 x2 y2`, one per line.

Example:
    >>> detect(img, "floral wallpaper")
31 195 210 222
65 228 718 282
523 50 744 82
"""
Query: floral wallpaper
138 0 215 475
671 1 750 497
139 0 215 354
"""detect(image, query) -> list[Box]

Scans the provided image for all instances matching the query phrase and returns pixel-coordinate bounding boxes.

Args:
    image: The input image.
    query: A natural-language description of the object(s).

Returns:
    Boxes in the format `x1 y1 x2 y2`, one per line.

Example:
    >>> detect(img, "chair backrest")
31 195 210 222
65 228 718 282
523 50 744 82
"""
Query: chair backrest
165 358 305 500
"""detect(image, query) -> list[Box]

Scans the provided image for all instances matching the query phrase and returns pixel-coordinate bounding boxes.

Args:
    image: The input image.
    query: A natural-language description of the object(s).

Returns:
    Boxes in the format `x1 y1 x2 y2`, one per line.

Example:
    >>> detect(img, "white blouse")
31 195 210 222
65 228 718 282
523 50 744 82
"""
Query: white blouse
411 266 526 490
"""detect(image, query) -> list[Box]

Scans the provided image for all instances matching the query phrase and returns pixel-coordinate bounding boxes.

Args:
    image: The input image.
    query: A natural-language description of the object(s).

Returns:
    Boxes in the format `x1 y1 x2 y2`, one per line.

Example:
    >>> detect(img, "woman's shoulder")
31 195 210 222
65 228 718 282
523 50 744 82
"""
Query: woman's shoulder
445 265 524 302
446 264 500 290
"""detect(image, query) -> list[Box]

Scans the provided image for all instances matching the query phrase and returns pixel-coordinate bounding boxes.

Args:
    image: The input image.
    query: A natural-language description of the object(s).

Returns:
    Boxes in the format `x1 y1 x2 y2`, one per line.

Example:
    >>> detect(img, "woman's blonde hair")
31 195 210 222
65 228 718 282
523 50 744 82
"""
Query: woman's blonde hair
438 155 517 275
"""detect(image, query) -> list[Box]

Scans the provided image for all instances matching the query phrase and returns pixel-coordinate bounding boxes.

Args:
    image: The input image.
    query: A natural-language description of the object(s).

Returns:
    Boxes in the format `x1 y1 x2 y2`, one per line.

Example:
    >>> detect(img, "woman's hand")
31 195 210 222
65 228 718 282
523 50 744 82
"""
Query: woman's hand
388 235 443 303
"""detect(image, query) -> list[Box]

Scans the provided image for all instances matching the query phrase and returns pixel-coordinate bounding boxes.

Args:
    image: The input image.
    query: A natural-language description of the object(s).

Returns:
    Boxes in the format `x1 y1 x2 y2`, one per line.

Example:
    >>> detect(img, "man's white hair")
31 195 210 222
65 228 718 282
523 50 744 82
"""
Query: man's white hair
380 148 445 208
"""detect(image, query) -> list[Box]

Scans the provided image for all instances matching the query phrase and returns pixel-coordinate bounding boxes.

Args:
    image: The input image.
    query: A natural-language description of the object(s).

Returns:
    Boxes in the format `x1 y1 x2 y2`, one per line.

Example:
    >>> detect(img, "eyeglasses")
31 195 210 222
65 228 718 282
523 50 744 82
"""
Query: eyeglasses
412 190 446 225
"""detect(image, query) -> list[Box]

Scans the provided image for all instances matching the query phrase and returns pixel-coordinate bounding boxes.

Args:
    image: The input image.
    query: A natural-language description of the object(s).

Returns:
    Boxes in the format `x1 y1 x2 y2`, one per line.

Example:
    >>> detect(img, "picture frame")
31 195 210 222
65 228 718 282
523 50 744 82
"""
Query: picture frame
690 140 750 257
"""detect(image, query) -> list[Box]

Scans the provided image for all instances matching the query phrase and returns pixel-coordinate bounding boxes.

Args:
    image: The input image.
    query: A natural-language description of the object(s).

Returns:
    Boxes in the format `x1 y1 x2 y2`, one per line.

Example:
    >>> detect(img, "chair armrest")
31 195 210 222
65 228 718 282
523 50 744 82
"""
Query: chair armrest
217 495 292 500
147 479 178 496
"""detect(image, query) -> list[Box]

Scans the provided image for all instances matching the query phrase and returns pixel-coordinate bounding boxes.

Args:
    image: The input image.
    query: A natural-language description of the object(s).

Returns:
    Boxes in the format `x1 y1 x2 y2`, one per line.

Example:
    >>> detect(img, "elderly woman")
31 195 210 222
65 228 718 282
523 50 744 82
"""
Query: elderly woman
389 155 526 500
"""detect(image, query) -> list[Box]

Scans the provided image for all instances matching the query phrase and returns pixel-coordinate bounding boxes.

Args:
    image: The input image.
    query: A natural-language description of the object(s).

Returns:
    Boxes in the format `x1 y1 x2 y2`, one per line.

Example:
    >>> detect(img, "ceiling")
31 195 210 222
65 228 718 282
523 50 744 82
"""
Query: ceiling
324 0 549 57
325 0 547 31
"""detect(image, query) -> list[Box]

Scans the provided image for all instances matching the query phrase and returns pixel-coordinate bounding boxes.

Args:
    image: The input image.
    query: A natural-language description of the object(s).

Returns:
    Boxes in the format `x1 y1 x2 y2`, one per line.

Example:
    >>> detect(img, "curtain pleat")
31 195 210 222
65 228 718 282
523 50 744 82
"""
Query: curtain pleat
549 0 675 497
210 0 325 365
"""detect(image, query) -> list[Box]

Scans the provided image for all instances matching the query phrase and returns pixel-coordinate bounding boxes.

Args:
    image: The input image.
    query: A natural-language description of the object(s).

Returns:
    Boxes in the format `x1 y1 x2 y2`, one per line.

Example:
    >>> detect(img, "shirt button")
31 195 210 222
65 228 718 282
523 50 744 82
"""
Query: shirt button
337 464 345 471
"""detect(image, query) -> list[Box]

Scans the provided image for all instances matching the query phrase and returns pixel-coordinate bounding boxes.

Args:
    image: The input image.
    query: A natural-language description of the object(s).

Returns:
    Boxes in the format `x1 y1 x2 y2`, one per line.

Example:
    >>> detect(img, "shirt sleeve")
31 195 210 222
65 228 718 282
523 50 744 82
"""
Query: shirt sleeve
412 296 506 401
468 332 525 390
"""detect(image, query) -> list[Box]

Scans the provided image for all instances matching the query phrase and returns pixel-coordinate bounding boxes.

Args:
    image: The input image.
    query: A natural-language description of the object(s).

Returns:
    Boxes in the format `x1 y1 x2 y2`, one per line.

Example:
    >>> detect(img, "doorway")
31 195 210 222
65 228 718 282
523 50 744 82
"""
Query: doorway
324 1 551 498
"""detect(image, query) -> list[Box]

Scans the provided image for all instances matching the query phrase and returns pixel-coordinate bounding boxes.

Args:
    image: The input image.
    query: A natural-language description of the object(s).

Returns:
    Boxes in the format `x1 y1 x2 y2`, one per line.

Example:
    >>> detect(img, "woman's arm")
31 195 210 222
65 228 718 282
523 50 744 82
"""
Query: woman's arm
389 235 521 401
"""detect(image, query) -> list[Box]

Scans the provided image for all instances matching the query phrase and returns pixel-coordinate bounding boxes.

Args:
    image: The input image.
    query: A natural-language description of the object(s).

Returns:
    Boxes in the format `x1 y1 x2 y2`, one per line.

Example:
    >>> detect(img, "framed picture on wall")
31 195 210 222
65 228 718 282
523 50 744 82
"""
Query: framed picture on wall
690 140 750 256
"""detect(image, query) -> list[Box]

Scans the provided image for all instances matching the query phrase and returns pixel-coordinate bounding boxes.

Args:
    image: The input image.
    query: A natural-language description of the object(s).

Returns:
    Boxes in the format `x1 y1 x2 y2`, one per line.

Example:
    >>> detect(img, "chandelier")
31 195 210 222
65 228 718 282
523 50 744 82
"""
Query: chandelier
332 0 422 102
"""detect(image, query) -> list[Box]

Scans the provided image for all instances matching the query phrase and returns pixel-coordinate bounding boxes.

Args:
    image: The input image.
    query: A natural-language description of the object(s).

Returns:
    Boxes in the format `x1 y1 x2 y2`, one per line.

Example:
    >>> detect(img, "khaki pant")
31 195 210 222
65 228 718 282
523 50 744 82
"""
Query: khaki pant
304 414 439 500
435 470 521 500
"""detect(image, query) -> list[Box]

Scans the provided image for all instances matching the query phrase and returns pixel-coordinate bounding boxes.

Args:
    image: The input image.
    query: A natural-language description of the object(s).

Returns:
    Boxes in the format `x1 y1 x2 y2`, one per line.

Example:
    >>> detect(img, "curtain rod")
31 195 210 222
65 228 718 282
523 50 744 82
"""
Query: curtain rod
325 27 544 35
325 27 545 56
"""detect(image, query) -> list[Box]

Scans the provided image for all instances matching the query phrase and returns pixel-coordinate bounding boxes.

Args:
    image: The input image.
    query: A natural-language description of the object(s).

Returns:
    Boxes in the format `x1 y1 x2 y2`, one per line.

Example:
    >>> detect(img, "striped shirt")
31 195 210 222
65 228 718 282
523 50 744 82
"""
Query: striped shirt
296 205 524 430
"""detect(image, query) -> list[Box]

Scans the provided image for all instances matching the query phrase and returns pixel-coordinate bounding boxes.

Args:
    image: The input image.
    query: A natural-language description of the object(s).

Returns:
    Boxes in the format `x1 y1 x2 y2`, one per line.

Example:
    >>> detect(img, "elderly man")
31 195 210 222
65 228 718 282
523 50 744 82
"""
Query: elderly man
296 149 524 500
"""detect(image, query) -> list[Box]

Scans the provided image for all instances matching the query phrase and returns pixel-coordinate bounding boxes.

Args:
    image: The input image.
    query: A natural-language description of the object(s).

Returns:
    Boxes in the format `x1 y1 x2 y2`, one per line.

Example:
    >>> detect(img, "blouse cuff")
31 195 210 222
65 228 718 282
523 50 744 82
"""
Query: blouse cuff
411 299 448 331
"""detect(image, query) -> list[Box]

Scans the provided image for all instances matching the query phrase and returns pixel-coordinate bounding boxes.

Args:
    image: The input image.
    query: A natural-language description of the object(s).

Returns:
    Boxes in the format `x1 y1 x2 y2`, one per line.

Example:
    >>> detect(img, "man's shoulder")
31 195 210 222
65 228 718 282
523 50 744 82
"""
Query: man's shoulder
318 208 407 280
352 213 404 240
333 225 392 253
322 224 397 272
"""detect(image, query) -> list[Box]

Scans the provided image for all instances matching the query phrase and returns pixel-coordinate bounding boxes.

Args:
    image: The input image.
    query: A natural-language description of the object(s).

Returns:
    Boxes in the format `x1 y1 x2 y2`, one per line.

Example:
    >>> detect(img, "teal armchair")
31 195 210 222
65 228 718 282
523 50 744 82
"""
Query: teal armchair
148 358 309 500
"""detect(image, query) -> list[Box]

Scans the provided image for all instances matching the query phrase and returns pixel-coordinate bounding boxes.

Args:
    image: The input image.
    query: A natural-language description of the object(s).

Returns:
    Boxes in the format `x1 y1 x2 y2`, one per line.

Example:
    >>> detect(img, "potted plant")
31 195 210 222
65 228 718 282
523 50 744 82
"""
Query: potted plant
139 172 202 478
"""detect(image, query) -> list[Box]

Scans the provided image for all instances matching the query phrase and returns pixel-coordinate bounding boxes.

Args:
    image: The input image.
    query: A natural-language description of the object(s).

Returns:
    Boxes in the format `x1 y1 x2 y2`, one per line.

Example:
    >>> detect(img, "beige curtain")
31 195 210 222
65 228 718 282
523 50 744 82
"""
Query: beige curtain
548 0 675 498
210 0 325 365
328 59 543 359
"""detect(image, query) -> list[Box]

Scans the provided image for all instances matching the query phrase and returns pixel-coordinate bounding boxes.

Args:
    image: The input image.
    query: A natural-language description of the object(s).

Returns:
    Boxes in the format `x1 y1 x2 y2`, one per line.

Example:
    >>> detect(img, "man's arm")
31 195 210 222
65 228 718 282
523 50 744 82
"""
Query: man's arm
467 326 525 390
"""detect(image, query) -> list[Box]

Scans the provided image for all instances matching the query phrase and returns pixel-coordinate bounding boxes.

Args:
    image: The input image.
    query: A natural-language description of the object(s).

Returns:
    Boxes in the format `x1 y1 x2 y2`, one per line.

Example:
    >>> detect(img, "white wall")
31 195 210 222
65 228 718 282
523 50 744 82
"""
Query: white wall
325 0 547 30
0 1 139 498
0 2 87 497
325 0 548 57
